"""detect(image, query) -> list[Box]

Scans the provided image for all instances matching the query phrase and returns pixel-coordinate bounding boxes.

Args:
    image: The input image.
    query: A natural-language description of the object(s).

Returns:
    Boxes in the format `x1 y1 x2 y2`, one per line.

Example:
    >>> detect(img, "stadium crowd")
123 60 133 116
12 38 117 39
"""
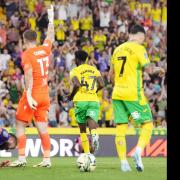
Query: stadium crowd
0 0 167 128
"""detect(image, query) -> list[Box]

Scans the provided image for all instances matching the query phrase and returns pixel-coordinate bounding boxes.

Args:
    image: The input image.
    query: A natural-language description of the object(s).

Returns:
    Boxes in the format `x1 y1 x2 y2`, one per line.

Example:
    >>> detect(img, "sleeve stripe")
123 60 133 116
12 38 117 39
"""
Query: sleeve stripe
142 62 151 68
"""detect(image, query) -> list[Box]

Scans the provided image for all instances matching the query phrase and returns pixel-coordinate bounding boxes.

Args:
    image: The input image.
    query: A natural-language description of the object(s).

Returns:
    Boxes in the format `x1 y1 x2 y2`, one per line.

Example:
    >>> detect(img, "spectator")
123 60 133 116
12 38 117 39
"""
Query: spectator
97 50 109 73
56 0 68 21
48 97 58 127
80 12 93 31
0 0 167 128
0 49 11 72
151 2 161 27
65 48 75 71
101 89 114 127
99 1 114 28
0 24 7 48
67 0 79 19
93 29 107 51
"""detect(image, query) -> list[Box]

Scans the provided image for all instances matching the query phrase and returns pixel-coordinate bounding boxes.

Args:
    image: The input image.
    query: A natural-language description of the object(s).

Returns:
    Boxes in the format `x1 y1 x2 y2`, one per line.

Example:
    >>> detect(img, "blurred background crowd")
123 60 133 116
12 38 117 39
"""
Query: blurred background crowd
0 0 167 128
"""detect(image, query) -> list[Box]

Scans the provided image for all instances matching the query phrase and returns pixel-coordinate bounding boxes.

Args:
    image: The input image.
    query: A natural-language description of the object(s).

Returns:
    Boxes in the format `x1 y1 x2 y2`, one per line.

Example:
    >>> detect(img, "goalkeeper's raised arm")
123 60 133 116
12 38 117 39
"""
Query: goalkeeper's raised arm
45 4 55 43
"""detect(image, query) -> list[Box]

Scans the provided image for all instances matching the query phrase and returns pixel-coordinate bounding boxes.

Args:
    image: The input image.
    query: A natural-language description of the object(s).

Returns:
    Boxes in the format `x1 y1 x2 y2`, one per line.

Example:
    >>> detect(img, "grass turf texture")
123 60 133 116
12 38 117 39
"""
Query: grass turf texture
0 157 166 180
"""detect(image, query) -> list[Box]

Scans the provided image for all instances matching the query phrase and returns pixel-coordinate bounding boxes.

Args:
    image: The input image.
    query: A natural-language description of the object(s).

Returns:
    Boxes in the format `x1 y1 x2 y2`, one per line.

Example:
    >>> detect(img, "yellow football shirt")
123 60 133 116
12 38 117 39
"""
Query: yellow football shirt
27 0 36 13
70 64 101 102
29 17 36 30
82 45 94 55
151 8 162 22
54 20 65 28
8 61 15 75
36 30 41 44
56 29 65 40
111 41 150 104
162 6 167 24
129 1 135 12
71 19 79 31
80 16 93 30
93 34 107 51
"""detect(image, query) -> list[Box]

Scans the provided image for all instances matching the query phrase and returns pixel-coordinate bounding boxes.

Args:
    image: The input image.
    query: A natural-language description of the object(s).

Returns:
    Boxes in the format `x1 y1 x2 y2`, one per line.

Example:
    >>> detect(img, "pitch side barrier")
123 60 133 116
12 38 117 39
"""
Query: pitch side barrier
0 128 166 157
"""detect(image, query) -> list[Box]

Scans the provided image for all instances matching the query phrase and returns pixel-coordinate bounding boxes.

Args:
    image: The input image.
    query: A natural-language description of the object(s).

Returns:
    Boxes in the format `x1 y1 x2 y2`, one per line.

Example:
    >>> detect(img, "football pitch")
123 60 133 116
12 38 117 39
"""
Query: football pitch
0 157 166 180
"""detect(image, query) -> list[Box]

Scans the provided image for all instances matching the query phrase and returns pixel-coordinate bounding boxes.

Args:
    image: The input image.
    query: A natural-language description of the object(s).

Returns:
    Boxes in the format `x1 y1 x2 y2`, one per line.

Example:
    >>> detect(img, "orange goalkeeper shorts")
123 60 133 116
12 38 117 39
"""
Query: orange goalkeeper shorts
16 92 50 123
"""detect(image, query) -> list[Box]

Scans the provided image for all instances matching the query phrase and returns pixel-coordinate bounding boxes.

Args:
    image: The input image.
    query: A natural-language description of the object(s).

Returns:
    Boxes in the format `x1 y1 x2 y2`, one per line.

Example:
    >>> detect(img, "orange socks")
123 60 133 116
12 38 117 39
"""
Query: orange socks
18 135 26 157
40 133 51 158
18 133 51 161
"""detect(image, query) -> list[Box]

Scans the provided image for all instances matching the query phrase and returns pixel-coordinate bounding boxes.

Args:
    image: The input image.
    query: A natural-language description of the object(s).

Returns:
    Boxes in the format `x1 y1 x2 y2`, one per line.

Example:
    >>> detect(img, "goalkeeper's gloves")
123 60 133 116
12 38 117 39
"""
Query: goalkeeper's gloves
26 89 37 110
47 4 54 24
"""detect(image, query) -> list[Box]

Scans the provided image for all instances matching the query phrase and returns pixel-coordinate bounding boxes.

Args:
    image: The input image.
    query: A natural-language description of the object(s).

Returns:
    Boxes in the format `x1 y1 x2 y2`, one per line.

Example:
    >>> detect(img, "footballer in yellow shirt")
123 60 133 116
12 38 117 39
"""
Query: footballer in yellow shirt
66 50 104 154
109 24 165 172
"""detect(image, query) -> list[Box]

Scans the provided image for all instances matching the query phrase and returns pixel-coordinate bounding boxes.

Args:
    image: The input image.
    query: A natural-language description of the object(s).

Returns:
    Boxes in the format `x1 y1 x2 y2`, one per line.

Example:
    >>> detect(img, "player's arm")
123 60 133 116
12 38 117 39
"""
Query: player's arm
108 49 115 85
66 76 81 101
108 63 115 85
96 76 104 92
45 5 55 43
143 64 165 77
24 68 37 110
109 0 115 13
22 54 37 110
139 49 165 77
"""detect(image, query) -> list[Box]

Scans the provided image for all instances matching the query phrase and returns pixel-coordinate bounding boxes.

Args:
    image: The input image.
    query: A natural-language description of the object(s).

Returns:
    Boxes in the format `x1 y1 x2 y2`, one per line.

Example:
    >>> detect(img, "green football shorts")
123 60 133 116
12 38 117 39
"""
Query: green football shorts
112 100 153 125
74 101 100 124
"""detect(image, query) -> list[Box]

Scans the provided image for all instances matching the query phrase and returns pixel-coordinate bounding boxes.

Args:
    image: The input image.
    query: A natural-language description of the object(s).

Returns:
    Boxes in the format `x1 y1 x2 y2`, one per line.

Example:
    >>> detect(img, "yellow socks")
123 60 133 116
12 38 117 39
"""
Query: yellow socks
80 133 90 153
136 122 153 153
115 124 128 161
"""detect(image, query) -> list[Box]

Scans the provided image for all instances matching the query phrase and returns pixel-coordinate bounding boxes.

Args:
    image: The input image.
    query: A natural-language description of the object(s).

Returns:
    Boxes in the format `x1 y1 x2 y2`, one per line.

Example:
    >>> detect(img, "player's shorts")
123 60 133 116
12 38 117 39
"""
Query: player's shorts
74 101 100 124
16 92 50 123
112 100 153 125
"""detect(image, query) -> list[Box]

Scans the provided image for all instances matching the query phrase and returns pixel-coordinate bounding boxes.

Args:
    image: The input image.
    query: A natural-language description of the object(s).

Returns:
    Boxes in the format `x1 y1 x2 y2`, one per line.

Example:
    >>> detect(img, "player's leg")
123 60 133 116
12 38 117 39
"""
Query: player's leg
132 121 153 172
113 100 131 172
10 94 33 167
125 101 153 172
87 117 99 152
75 102 90 154
16 120 27 162
78 123 90 153
33 104 51 167
86 102 100 152
34 121 51 167
10 120 27 167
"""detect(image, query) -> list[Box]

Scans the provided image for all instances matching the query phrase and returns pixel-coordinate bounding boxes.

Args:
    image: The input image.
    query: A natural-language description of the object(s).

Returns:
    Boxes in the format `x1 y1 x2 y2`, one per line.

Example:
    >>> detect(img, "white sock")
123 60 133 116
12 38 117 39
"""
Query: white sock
135 146 142 155
19 156 26 162
43 158 50 163
121 159 128 164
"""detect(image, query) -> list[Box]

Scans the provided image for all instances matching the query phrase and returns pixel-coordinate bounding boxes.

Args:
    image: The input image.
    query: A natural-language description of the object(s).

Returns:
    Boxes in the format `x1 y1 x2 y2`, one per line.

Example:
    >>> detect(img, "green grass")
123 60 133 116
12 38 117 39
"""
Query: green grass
0 157 166 180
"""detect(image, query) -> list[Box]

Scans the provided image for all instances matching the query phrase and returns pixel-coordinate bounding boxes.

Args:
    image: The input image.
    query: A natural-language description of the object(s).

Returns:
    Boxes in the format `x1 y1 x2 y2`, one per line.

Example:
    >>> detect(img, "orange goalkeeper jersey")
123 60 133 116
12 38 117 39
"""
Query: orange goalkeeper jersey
21 39 52 94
